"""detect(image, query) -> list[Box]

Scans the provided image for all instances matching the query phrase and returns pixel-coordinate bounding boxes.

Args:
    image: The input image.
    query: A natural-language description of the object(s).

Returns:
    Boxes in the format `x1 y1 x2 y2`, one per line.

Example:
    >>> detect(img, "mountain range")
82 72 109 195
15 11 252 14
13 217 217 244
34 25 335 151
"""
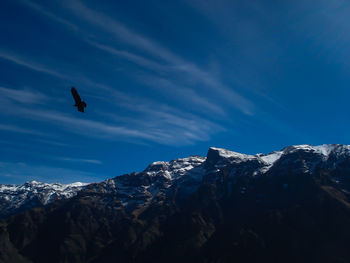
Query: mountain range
1 144 350 262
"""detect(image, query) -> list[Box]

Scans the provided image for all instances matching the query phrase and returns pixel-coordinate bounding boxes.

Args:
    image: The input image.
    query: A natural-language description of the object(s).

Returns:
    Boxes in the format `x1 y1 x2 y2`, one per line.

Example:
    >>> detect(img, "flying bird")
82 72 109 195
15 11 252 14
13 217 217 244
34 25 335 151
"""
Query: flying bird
71 87 87 113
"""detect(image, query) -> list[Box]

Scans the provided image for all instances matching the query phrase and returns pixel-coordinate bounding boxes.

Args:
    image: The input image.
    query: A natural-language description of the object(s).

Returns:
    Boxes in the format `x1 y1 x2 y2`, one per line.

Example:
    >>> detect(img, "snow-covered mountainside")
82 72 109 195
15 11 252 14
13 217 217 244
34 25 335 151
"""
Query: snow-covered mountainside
1 144 350 218
0 181 88 217
82 155 206 210
88 143 350 204
2 144 350 263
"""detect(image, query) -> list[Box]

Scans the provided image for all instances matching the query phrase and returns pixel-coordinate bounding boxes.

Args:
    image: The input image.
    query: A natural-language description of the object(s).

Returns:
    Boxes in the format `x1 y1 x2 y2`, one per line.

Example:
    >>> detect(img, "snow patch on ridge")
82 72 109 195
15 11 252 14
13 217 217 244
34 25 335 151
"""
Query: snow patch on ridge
209 147 256 162
208 147 284 174
258 151 284 173
313 145 337 156
284 144 350 159
145 156 206 180
259 151 283 165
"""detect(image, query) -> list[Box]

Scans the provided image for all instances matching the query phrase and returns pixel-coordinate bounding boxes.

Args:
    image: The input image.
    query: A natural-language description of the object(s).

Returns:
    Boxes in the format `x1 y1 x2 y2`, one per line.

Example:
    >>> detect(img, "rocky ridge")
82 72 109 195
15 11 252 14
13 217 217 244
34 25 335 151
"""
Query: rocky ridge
1 144 350 262
2 144 350 218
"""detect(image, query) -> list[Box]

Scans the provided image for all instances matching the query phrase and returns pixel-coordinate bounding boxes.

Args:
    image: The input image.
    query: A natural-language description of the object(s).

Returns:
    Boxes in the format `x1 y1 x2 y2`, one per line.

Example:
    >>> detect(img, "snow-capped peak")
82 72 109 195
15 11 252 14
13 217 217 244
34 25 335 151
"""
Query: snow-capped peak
207 144 350 175
0 181 89 213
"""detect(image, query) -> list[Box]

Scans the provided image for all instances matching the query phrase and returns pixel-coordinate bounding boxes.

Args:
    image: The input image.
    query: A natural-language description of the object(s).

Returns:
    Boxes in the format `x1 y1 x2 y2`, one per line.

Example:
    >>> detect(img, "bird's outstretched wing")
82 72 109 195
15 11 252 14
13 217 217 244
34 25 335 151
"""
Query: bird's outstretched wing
71 87 82 105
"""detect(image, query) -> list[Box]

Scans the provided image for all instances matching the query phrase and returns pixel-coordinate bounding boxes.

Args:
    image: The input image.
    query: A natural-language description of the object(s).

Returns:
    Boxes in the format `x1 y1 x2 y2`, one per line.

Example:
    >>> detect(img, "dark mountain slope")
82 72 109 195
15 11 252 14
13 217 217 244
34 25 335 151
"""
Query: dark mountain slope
1 145 350 263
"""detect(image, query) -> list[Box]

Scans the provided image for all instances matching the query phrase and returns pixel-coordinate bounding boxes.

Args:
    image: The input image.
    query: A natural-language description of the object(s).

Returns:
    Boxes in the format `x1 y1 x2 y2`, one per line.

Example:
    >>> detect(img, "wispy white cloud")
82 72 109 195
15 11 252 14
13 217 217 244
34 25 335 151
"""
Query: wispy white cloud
138 75 227 117
21 108 160 140
11 0 254 115
175 63 254 115
0 50 108 94
88 42 227 117
7 105 220 145
89 41 169 73
0 49 66 78
33 139 69 147
0 48 222 145
56 157 102 164
0 1 251 146
0 137 69 148
60 0 254 115
62 0 180 63
74 80 225 143
0 86 48 104
18 0 79 31
0 124 44 136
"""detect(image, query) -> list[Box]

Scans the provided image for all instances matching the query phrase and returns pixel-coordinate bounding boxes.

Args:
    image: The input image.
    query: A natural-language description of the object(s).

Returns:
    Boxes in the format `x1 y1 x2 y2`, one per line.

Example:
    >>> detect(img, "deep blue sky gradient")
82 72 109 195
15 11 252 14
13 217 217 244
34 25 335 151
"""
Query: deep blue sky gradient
1 0 350 184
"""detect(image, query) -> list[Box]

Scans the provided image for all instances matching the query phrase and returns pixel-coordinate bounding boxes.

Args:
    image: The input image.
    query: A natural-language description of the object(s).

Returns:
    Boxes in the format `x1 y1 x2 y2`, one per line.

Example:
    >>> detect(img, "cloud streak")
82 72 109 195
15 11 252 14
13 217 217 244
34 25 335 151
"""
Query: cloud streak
12 0 254 115
60 0 254 115
18 0 79 31
138 75 227 117
88 42 227 117
0 1 255 149
56 157 102 164
0 124 44 136
0 50 66 78
0 47 223 146
89 41 169 73
0 86 48 104
6 104 220 145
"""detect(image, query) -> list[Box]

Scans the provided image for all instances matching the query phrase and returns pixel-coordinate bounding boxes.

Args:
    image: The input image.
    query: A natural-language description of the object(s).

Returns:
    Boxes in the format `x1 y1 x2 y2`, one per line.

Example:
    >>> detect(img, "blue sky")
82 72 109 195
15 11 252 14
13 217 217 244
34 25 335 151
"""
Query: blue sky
1 0 350 184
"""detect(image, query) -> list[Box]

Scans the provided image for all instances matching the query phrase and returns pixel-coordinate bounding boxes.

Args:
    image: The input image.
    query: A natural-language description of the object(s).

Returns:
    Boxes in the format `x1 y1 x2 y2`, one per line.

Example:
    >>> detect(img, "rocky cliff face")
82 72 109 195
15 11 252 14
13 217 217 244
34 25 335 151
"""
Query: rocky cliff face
1 144 350 263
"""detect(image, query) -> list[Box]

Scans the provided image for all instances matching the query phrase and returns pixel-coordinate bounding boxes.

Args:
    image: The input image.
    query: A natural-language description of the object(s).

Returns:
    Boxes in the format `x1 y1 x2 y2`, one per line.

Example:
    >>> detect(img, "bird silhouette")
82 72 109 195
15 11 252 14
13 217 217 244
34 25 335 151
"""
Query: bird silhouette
71 87 87 113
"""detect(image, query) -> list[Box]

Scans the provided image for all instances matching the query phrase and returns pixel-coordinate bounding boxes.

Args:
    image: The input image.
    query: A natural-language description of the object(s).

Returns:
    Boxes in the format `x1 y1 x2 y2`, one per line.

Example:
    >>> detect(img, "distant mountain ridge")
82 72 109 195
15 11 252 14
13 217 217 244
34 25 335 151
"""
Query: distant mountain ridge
1 144 348 218
0 181 88 218
1 144 350 262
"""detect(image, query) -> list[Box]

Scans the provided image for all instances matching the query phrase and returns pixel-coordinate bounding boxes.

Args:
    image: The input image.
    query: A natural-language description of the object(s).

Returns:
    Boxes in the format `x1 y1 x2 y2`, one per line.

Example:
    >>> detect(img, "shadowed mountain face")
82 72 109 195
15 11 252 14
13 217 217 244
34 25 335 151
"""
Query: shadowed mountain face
1 144 350 263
